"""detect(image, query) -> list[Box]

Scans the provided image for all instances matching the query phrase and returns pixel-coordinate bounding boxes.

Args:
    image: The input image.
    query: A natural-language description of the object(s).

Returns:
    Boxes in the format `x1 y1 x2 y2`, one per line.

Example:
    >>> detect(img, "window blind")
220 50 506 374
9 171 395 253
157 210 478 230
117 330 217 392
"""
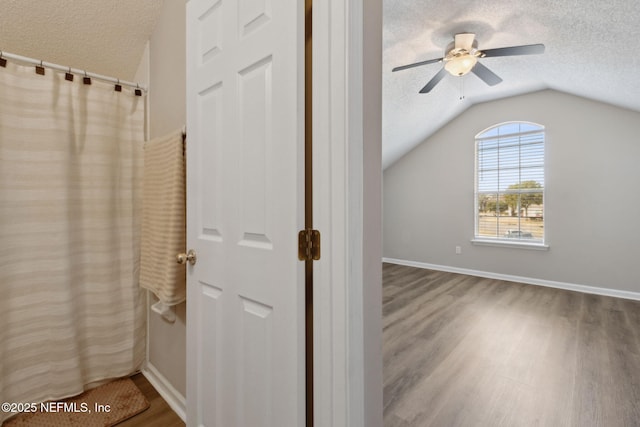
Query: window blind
475 122 545 243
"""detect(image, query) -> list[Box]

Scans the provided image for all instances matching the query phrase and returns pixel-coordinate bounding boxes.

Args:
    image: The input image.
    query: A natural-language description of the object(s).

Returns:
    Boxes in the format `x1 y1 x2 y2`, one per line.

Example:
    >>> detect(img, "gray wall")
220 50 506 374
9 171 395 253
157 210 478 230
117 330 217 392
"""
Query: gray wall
384 90 640 293
147 0 187 397
363 0 383 425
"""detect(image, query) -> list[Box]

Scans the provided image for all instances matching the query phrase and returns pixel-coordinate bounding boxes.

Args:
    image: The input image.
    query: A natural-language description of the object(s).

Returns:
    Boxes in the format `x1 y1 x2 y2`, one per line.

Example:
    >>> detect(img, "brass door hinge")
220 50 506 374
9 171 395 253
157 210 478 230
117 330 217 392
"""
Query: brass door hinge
298 229 321 261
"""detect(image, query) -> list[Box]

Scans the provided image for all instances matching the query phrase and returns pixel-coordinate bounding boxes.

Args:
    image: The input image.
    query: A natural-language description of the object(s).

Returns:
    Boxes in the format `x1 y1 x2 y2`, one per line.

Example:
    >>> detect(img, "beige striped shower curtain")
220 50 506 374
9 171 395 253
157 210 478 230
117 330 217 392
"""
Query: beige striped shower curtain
0 61 146 422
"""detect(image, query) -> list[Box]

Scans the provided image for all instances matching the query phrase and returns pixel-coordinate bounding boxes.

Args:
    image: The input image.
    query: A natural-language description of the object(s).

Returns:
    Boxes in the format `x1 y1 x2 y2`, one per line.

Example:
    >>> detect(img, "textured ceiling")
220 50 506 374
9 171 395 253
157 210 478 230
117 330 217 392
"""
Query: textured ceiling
383 0 640 168
0 0 164 81
2 1 638 168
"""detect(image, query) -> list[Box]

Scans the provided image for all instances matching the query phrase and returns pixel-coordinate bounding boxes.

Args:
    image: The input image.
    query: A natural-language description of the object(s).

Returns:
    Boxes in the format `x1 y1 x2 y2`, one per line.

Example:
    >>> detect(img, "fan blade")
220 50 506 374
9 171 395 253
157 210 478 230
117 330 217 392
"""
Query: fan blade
392 57 443 72
454 33 476 51
481 43 545 58
419 68 448 93
471 62 503 86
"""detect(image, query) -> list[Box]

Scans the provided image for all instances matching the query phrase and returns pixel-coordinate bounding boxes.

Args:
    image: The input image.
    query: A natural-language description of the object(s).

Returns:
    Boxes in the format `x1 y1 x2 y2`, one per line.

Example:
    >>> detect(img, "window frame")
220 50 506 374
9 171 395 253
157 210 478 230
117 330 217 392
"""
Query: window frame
472 121 549 250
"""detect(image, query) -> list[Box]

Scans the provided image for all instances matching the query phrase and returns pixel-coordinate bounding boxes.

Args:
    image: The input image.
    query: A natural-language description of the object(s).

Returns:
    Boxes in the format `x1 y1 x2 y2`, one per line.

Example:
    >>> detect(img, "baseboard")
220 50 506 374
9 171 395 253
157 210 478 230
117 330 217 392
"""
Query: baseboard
382 257 640 301
141 362 187 422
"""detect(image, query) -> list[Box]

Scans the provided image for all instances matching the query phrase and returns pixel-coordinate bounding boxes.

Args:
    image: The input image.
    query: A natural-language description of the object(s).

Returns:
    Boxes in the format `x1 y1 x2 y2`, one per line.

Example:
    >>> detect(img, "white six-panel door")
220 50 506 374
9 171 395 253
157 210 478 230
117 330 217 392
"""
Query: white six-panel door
185 0 305 425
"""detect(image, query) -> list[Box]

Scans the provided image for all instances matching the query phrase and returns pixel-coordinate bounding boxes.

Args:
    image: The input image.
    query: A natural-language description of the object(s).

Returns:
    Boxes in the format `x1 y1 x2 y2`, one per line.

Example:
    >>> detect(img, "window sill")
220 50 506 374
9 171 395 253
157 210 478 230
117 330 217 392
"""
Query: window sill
471 239 550 251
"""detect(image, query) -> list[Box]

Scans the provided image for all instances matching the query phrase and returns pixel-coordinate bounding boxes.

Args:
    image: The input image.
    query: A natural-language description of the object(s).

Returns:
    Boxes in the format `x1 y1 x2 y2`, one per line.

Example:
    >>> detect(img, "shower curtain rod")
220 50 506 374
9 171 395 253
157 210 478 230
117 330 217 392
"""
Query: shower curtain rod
0 50 147 92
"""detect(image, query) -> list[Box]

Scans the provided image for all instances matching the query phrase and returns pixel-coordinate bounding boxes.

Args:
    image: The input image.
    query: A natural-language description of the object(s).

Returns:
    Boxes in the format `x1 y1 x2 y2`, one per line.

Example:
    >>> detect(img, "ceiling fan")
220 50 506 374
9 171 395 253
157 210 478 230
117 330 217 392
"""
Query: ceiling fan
392 33 545 94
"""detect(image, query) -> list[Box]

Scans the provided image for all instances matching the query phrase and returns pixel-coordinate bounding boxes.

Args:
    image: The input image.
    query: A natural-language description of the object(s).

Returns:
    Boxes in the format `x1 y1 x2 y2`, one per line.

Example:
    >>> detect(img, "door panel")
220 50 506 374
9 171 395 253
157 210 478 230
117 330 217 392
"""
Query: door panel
186 0 304 425
238 56 272 246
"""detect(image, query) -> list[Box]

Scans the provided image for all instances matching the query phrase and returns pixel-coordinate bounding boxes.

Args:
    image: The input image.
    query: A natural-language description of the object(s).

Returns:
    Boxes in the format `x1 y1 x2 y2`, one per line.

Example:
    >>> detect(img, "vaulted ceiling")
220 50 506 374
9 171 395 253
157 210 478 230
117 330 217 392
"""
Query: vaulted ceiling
383 0 640 168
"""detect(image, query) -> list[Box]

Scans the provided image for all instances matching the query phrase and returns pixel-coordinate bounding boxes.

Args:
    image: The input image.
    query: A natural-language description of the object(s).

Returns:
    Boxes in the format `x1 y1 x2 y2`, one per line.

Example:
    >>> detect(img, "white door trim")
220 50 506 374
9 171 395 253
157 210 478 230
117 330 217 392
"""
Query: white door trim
312 0 383 426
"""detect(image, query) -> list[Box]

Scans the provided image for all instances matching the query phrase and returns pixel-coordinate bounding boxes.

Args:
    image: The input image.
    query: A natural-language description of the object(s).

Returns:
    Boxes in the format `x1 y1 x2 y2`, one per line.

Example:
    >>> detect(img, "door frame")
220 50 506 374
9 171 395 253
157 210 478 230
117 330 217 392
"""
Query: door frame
312 1 382 426
176 0 384 425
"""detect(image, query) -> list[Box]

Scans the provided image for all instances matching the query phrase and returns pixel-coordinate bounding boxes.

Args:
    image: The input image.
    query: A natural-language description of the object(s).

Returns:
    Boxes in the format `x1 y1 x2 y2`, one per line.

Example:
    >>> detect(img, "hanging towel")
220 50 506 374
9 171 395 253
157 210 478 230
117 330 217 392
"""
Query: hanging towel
139 129 186 305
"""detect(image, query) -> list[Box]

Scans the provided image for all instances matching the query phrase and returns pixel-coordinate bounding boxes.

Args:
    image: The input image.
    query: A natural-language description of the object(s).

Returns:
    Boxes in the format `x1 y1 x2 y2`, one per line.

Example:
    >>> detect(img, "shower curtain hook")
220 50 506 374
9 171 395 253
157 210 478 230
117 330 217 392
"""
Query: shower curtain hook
36 60 45 75
0 51 6 68
115 78 122 92
65 66 74 82
83 70 91 85
134 83 142 97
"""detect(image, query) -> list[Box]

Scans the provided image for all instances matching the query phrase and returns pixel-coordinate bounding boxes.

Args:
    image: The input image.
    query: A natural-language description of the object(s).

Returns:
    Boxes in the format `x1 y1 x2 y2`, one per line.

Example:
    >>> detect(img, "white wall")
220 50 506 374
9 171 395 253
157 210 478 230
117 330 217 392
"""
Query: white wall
146 0 187 398
384 90 640 293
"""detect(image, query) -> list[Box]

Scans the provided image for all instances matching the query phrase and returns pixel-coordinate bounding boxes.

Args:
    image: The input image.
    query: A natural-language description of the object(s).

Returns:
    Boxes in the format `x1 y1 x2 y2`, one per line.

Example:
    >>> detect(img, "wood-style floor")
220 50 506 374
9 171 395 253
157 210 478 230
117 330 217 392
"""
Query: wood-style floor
119 374 184 427
383 263 640 427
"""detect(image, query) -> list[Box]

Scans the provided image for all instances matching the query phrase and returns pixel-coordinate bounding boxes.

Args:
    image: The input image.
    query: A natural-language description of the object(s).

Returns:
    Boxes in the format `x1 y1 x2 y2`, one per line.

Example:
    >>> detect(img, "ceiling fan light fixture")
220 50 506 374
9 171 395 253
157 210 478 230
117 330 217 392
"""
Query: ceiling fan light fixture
393 34 545 93
444 54 478 76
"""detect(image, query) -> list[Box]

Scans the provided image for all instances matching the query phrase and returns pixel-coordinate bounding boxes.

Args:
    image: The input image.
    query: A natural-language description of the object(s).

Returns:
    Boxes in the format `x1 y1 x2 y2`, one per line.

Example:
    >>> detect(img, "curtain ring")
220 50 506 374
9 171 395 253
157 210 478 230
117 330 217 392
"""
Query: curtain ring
35 60 45 75
65 66 74 82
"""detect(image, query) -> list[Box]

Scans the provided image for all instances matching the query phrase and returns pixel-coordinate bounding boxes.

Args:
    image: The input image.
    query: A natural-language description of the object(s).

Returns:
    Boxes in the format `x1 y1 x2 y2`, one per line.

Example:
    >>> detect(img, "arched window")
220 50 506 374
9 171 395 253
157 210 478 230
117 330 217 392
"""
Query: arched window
475 122 545 245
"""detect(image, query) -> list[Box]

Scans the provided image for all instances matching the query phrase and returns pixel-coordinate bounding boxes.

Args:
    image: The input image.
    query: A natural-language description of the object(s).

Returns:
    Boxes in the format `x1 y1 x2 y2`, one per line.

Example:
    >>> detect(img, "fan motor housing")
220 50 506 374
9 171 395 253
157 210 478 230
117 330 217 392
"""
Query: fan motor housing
444 40 480 76
444 39 479 58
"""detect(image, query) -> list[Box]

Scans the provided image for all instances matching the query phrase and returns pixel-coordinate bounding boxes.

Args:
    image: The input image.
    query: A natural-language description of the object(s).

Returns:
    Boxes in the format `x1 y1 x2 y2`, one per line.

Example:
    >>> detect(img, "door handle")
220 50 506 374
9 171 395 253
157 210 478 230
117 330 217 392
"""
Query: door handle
177 249 197 266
